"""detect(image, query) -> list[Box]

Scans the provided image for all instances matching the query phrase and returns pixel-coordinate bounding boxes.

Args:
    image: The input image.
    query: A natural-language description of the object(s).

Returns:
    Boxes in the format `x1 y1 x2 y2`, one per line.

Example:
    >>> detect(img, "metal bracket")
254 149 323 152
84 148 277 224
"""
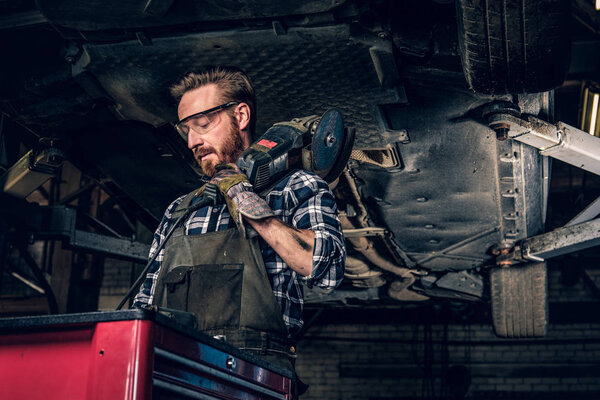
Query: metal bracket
417 270 485 301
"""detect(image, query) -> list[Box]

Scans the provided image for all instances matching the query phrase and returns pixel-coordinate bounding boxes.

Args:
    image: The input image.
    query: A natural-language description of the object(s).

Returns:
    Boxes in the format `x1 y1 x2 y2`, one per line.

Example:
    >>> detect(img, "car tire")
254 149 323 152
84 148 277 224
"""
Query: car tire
456 0 570 94
490 262 548 337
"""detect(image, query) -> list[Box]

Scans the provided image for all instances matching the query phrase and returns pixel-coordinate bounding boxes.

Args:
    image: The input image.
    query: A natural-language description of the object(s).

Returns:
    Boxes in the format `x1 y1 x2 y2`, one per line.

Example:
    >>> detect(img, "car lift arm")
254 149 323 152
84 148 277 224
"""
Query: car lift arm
495 218 600 266
486 110 600 175
485 103 600 266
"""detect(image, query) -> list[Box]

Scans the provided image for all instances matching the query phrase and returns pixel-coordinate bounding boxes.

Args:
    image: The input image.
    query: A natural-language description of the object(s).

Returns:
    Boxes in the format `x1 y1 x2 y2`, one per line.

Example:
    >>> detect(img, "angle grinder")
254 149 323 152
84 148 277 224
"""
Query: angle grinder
236 108 355 193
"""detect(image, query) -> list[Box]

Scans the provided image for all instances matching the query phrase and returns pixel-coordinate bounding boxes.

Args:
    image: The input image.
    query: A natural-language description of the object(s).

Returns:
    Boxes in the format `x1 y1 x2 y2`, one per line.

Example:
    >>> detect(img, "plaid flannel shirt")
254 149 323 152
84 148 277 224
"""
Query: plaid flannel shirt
133 170 346 337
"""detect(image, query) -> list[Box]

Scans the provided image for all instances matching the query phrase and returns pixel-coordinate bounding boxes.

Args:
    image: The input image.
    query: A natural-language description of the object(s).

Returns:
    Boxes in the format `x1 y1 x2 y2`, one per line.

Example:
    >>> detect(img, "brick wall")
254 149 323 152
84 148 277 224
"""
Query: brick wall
296 322 600 400
548 262 600 302
97 259 135 309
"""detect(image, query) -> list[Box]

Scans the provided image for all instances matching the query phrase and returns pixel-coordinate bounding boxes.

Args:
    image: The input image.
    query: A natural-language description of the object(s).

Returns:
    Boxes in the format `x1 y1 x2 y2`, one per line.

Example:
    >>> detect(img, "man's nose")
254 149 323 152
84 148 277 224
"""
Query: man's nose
187 130 204 149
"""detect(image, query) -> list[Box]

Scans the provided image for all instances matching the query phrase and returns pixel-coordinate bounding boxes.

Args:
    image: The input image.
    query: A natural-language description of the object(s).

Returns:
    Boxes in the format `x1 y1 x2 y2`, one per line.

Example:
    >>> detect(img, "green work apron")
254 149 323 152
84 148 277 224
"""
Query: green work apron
152 190 306 398
152 191 291 355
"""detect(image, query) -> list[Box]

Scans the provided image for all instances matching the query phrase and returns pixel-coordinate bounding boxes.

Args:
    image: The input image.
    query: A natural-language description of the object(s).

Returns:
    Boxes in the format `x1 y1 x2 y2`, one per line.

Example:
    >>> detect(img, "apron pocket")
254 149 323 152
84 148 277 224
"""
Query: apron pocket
164 266 190 311
166 263 245 331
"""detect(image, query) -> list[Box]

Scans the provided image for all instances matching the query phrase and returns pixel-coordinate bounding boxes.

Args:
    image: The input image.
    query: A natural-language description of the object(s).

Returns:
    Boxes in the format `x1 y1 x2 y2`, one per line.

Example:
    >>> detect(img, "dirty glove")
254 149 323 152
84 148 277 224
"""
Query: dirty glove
211 164 274 230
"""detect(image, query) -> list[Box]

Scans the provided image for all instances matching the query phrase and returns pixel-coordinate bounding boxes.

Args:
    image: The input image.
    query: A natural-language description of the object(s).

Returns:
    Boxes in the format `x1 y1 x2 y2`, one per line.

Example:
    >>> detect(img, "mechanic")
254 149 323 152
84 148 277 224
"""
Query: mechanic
133 66 346 396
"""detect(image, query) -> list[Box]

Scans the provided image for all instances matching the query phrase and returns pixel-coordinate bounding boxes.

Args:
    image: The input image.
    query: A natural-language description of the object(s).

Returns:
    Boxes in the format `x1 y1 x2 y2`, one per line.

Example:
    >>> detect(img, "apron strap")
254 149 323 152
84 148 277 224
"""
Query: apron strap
171 187 204 220
168 187 207 237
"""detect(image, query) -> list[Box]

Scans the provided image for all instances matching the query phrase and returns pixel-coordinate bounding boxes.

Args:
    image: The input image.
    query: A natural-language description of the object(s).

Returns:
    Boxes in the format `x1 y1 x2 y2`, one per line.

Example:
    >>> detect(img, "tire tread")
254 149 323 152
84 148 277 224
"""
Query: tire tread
456 0 569 94
491 262 547 338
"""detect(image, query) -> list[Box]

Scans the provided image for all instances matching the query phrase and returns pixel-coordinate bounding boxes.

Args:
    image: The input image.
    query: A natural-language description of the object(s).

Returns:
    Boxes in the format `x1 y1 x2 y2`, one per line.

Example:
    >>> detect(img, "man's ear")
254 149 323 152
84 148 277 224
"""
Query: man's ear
235 103 251 132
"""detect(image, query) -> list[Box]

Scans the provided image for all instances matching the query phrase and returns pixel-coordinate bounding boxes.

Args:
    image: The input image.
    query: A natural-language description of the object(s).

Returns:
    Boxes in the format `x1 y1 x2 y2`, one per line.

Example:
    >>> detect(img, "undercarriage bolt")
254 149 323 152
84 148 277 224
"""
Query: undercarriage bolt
490 123 510 141
495 128 509 141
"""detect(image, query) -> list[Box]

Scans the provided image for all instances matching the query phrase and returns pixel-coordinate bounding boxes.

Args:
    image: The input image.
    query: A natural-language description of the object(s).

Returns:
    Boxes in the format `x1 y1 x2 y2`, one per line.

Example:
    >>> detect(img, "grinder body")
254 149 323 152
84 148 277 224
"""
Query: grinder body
236 122 308 193
236 109 354 193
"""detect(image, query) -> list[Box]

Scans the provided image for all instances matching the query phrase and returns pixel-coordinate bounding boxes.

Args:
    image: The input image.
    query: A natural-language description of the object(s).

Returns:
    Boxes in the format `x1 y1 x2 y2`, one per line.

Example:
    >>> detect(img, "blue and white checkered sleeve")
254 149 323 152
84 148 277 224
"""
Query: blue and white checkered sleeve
132 194 186 308
287 172 346 290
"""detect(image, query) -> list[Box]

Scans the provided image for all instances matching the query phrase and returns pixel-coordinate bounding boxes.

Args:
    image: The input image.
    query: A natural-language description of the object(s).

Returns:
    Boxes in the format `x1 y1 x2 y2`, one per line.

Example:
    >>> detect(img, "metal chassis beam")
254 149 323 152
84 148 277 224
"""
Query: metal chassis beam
68 230 149 262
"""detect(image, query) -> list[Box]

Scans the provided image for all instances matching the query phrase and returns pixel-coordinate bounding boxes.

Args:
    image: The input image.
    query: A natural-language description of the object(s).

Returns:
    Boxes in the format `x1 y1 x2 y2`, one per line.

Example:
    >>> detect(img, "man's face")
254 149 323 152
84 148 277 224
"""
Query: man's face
178 84 245 177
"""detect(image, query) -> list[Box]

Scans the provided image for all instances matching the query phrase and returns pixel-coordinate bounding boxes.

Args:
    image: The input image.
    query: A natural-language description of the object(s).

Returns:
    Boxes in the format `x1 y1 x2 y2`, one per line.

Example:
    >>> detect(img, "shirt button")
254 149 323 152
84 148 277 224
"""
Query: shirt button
212 208 219 214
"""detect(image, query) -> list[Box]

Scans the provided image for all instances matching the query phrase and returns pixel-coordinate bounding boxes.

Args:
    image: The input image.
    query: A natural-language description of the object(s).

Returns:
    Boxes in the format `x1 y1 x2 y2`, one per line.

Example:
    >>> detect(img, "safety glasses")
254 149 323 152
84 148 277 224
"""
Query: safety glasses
174 101 239 140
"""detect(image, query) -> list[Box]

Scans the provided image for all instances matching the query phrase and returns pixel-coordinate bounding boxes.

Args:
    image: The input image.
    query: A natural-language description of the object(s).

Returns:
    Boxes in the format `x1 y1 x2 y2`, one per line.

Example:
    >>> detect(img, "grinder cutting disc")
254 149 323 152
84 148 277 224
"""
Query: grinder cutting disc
311 108 346 180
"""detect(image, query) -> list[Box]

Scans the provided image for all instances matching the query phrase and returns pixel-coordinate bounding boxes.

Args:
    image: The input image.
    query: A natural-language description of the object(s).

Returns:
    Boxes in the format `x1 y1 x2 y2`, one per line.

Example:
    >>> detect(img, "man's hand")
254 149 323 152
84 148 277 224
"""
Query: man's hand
211 163 274 229
212 163 316 277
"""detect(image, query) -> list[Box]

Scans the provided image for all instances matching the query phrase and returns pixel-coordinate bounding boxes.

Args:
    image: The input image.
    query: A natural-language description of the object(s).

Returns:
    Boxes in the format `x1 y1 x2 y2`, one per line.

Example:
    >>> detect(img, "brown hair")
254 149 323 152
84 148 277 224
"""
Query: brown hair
170 66 257 137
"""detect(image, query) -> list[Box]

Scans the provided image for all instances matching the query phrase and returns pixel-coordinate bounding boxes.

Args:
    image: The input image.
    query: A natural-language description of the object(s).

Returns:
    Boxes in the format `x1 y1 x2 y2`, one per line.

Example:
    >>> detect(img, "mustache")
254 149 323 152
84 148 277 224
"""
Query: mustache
193 146 216 159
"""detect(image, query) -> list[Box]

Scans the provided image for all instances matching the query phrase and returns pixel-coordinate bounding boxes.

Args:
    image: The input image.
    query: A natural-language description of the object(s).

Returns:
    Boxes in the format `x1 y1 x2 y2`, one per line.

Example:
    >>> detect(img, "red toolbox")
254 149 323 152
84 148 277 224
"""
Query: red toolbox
0 309 291 399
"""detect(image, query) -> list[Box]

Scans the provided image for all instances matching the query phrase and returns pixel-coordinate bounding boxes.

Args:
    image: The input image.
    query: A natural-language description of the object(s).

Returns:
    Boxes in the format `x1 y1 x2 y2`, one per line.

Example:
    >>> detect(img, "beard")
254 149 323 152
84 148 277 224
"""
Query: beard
194 116 245 177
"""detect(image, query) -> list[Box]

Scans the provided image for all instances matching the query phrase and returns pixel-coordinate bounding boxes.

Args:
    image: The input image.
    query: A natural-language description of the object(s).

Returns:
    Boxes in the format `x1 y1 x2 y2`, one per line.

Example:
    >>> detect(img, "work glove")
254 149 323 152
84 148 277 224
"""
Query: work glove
210 164 274 232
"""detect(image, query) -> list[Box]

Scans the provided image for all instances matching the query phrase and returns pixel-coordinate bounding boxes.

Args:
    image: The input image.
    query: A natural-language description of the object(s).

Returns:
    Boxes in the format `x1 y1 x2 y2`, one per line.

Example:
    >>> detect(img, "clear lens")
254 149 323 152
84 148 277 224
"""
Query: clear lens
175 124 189 140
177 113 215 140
187 113 213 133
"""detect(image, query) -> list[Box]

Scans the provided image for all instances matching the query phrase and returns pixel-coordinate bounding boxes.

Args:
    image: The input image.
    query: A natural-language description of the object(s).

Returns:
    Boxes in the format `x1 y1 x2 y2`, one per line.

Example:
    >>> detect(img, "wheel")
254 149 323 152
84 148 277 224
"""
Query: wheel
456 0 570 94
490 262 548 337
